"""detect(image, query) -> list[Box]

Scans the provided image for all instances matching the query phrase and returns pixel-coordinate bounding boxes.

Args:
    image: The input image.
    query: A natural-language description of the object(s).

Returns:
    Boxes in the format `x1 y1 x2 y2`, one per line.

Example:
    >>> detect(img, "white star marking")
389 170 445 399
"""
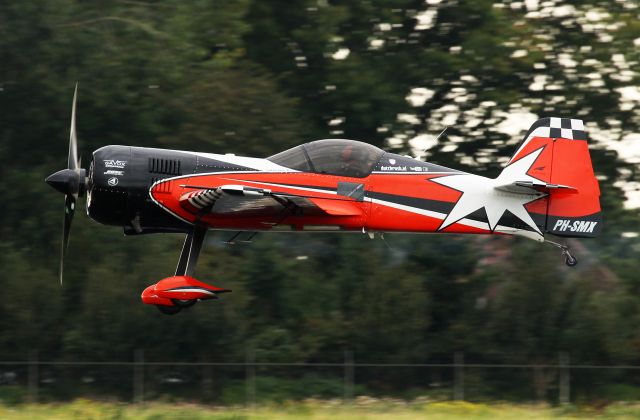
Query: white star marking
432 148 547 234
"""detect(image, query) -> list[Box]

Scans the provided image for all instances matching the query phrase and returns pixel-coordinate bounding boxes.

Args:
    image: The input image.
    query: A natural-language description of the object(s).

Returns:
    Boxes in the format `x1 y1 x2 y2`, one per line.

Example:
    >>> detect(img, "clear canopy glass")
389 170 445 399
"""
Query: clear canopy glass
268 139 384 178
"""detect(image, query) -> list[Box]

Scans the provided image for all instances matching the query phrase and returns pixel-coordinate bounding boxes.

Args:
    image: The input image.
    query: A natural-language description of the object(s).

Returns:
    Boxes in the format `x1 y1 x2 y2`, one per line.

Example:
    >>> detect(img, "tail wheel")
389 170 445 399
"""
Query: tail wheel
172 299 196 308
156 305 181 315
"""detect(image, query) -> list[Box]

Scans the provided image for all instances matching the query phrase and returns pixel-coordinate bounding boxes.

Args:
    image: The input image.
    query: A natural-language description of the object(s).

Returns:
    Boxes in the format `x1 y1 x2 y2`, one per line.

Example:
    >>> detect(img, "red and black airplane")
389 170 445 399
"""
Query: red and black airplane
46 88 602 314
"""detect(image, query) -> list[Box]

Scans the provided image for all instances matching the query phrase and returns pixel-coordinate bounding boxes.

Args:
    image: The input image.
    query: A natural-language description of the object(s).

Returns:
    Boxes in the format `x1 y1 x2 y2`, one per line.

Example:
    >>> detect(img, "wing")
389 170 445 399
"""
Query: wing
179 185 362 217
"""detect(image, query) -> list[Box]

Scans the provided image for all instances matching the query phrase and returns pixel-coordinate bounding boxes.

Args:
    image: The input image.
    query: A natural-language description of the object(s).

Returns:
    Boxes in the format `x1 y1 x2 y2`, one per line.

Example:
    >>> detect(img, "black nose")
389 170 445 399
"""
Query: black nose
46 169 80 196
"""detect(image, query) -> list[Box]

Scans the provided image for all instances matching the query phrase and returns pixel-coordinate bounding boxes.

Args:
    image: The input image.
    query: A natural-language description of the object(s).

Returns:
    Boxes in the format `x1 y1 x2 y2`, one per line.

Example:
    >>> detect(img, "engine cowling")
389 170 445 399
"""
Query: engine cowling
87 145 196 234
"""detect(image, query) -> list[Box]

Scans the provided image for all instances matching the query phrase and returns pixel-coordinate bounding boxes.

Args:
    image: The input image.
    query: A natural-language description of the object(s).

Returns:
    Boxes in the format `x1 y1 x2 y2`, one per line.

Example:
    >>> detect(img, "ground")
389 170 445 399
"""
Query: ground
1 400 640 419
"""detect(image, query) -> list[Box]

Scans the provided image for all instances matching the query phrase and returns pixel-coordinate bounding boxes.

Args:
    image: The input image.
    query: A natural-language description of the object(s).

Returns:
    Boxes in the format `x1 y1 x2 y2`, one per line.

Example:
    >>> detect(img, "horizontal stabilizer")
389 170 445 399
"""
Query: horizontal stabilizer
495 181 577 195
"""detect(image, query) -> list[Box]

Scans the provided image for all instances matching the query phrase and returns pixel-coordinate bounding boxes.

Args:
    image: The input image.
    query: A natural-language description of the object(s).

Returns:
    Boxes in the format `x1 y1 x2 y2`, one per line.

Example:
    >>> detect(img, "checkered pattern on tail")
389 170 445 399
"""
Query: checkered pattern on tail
508 117 587 165
524 117 587 142
181 188 223 209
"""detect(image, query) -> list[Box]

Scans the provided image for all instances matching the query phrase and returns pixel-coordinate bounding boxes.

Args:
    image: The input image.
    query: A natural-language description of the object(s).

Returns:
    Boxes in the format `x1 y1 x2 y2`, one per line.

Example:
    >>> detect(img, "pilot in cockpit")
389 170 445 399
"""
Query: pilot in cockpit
342 143 385 177
341 144 369 177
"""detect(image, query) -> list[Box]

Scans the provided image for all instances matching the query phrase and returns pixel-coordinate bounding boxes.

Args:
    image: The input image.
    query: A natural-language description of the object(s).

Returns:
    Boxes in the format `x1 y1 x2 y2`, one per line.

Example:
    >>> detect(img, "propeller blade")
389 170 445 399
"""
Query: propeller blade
68 83 78 171
49 85 83 286
60 194 76 286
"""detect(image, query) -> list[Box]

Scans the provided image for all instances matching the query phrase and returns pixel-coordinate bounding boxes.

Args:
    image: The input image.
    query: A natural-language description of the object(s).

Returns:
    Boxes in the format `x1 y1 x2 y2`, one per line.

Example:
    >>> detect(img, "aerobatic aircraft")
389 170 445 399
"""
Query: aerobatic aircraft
46 88 602 314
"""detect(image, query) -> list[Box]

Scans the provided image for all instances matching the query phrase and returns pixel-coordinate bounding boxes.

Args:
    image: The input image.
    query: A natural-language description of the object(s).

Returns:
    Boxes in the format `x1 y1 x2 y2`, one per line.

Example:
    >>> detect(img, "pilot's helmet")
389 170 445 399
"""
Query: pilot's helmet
341 145 354 161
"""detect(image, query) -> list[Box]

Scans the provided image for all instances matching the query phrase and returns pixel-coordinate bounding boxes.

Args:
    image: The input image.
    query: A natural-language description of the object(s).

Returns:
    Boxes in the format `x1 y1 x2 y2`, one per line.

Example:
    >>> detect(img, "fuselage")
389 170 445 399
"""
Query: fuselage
86 141 548 241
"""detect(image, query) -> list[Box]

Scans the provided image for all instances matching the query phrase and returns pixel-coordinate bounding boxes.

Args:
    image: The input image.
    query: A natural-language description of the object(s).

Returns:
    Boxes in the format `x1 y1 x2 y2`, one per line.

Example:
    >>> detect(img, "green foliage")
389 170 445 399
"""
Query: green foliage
220 374 363 405
0 387 27 406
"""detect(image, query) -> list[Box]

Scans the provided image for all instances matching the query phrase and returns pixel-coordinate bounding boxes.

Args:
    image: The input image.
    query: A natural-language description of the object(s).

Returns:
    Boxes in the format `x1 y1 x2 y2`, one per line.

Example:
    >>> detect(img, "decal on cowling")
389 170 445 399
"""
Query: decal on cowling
104 159 127 169
104 170 124 176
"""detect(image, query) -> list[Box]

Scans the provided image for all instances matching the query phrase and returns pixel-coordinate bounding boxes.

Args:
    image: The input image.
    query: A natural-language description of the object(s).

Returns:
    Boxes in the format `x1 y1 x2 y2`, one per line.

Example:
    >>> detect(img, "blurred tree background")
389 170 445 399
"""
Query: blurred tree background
0 0 639 403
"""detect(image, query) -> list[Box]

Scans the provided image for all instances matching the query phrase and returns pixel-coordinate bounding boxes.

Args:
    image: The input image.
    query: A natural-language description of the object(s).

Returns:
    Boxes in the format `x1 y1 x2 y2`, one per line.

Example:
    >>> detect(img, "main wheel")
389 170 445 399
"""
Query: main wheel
172 299 196 308
156 304 182 315
565 255 578 267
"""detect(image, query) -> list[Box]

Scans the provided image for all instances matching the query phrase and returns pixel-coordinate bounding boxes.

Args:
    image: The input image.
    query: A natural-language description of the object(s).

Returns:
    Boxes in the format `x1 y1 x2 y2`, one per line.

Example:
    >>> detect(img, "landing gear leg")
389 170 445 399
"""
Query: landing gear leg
176 226 207 277
546 240 578 267
156 226 207 313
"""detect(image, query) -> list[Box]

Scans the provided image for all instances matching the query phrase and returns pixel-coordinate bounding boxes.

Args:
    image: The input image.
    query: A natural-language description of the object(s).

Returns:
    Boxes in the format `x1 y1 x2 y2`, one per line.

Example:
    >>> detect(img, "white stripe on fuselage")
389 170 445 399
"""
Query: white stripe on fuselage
219 178 339 196
151 148 296 172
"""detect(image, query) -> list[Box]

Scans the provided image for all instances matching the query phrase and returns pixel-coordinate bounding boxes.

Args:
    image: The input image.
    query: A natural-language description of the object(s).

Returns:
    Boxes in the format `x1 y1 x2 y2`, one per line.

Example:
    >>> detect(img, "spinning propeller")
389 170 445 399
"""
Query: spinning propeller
45 85 87 285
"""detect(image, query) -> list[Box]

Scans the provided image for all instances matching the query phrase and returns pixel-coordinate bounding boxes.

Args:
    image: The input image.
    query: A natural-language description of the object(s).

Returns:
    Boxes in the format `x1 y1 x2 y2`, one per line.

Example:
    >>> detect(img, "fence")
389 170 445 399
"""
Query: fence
2 351 640 405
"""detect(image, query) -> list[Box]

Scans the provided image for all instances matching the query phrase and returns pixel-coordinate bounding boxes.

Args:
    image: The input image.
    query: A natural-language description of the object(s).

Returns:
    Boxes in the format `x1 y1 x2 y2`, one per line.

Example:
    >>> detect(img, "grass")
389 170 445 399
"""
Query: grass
1 399 640 419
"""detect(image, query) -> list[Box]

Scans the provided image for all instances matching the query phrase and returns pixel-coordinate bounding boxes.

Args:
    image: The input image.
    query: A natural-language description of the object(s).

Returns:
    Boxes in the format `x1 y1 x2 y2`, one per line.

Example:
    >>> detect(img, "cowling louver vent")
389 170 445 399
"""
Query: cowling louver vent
149 158 181 175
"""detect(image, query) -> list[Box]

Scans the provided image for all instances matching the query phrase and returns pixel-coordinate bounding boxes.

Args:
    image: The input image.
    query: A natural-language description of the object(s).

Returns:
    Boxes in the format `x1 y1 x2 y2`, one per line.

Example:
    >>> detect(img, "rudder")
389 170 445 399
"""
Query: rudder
510 117 602 238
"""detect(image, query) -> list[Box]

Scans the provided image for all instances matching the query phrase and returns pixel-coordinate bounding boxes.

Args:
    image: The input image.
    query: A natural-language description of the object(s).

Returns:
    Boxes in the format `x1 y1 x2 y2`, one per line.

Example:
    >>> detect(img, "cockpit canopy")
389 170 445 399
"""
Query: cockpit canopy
268 139 384 178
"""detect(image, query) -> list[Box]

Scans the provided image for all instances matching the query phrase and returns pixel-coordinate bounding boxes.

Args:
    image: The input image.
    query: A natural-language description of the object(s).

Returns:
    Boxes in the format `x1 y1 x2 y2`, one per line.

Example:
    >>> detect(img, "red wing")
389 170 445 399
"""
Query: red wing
179 185 355 217
307 198 362 216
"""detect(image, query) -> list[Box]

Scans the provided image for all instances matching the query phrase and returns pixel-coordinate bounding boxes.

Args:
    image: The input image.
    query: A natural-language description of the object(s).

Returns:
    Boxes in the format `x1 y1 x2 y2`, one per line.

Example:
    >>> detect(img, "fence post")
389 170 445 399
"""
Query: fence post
27 350 38 404
344 350 354 403
559 352 570 405
246 348 256 409
454 351 464 401
202 360 213 400
133 349 144 404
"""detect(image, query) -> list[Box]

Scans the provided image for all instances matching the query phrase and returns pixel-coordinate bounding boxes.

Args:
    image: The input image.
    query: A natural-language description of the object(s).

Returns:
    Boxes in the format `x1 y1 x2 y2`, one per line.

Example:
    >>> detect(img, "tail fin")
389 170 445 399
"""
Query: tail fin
506 117 602 238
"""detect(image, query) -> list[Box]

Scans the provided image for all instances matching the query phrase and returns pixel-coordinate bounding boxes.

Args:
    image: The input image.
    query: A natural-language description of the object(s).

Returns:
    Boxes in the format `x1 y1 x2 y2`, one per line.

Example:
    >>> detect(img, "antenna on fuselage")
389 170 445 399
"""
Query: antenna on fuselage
415 125 448 161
